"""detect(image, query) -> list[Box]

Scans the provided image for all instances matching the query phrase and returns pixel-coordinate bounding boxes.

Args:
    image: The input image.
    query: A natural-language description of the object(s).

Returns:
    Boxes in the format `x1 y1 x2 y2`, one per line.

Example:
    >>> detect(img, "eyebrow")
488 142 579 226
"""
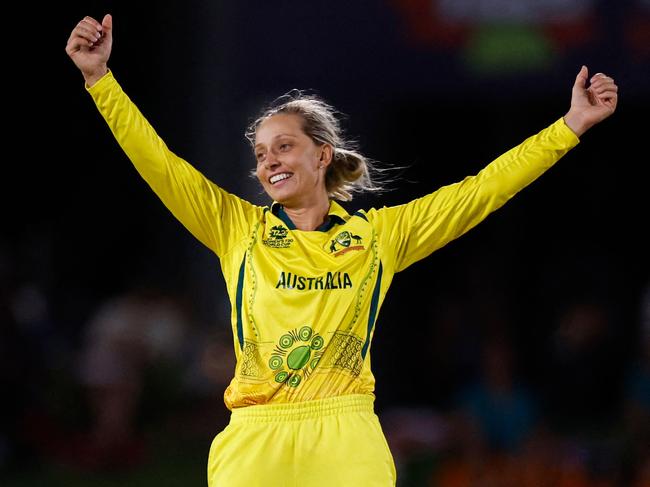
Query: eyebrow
255 134 298 149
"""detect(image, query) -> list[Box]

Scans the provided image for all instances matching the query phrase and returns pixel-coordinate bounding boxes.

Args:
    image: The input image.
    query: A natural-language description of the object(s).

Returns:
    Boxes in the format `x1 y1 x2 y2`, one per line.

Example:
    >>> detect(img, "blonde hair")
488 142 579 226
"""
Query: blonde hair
246 90 388 201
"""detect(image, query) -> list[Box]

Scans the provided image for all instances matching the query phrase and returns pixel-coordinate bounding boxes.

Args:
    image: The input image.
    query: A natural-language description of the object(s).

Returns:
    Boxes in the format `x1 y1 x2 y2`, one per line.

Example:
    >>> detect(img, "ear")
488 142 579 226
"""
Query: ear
318 144 333 168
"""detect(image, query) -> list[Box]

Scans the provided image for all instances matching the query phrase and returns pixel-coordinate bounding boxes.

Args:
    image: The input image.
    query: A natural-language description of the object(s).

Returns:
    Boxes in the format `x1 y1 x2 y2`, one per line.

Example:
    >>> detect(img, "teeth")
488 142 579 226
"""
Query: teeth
270 173 292 185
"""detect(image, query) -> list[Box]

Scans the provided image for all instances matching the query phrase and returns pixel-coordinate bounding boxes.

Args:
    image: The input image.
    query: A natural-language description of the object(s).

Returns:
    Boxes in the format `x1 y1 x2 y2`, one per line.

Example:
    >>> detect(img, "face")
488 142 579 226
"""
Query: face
254 114 331 207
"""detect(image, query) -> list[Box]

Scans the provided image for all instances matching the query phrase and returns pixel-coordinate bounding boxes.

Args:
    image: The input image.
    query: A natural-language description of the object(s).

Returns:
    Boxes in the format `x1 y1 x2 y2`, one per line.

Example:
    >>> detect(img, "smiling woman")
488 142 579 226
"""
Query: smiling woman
253 113 330 221
247 91 385 211
66 13 617 487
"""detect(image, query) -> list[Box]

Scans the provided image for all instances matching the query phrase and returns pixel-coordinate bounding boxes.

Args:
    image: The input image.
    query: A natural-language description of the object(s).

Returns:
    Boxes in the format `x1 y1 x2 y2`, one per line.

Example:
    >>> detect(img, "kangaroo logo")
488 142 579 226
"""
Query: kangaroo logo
329 231 364 256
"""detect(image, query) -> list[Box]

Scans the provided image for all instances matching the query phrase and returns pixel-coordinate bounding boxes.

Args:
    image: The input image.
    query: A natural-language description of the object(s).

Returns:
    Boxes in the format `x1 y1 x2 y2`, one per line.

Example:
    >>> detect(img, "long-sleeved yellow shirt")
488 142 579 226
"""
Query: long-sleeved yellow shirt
88 71 579 410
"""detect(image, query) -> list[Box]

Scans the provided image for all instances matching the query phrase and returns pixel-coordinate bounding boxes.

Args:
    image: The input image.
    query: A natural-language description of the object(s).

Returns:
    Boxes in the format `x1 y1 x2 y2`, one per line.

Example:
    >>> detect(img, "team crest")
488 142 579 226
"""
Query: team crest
263 225 294 248
329 230 364 256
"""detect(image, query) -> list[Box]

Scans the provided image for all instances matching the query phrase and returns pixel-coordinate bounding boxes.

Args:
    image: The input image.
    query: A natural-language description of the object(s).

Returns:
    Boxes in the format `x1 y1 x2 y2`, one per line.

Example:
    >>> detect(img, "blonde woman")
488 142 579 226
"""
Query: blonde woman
66 14 618 487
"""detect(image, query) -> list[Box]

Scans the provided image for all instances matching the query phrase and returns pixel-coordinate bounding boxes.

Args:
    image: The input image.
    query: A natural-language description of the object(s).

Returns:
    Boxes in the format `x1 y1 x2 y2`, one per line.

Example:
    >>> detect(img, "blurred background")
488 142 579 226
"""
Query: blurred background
3 0 649 485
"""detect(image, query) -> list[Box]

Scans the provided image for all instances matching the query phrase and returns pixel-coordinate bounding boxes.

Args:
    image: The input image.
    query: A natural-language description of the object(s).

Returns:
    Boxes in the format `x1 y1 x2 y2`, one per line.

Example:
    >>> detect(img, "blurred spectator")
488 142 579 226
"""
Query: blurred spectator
67 285 191 471
0 274 59 474
0 286 35 473
172 327 236 438
382 407 450 487
427 337 538 487
456 337 539 453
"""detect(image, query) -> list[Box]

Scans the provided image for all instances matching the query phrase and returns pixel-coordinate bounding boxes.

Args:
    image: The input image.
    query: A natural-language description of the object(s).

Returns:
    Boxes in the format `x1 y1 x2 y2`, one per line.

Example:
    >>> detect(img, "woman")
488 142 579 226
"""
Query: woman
66 14 618 486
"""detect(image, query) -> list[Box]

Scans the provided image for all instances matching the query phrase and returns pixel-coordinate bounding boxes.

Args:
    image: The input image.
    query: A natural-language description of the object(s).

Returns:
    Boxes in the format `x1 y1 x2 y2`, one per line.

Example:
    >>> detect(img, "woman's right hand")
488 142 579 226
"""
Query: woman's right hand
65 14 113 87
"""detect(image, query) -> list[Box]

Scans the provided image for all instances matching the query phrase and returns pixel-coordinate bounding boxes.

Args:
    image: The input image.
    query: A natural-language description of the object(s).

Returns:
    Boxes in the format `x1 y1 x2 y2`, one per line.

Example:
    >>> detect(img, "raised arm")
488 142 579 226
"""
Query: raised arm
371 66 618 273
65 15 260 256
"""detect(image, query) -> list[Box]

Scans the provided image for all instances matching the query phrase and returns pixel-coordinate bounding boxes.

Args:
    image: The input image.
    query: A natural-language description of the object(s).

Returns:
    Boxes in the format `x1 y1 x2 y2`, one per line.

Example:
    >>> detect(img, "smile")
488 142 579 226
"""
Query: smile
269 173 293 185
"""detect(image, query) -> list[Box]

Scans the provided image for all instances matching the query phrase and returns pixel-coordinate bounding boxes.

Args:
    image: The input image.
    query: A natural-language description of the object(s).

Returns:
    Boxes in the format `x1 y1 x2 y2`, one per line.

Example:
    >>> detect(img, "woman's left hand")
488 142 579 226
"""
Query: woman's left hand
564 65 618 137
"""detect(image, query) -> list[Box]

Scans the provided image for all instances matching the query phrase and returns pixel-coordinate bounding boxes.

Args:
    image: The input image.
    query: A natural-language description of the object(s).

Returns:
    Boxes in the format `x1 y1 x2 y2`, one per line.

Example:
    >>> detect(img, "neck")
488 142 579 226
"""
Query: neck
283 198 331 231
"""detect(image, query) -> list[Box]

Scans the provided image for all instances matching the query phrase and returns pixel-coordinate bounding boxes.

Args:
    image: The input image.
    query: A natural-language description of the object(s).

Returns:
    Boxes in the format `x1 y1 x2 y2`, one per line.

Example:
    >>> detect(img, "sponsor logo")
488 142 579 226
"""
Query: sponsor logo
329 230 364 256
276 271 353 290
263 225 294 248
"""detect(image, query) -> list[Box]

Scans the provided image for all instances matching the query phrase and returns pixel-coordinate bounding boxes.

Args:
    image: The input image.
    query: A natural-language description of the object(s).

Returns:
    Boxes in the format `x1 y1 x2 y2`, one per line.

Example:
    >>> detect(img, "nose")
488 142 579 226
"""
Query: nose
264 151 280 169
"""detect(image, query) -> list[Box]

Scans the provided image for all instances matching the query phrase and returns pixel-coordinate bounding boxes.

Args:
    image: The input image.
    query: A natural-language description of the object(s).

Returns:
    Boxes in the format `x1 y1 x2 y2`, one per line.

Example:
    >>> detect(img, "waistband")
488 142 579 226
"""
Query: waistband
229 394 375 424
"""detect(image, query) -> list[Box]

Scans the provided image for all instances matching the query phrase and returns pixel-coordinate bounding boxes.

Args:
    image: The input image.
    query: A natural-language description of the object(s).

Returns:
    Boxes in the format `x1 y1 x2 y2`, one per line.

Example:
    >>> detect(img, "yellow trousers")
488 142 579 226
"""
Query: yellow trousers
207 394 396 486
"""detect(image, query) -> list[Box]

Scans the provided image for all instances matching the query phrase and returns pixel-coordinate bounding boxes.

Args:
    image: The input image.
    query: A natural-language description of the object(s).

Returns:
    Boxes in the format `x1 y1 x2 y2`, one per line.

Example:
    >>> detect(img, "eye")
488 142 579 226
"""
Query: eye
256 152 266 163
279 143 292 151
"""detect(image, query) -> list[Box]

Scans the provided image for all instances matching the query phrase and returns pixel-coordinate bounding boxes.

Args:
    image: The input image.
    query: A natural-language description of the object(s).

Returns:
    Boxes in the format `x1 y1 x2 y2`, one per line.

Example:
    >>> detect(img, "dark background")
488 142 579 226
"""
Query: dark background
3 1 649 485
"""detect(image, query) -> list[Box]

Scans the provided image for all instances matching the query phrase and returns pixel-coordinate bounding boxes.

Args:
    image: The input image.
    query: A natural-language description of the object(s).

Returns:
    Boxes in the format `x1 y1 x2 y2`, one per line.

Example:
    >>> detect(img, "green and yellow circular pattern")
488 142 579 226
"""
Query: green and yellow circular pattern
270 326 323 387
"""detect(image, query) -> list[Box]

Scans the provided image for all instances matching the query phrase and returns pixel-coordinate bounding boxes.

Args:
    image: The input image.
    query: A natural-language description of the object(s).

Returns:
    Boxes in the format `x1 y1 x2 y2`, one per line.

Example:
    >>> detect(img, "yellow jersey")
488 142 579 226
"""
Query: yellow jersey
88 71 579 410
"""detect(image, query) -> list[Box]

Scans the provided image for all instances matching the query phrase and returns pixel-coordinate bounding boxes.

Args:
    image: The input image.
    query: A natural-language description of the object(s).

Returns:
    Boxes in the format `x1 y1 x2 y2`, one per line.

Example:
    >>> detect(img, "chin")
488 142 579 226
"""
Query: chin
266 186 293 203
273 191 302 207
273 195 295 206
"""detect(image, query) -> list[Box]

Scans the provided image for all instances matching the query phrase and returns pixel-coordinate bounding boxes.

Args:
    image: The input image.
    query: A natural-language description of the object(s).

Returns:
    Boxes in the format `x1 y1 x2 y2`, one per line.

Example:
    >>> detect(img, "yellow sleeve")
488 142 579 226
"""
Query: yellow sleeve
86 71 260 257
368 118 580 272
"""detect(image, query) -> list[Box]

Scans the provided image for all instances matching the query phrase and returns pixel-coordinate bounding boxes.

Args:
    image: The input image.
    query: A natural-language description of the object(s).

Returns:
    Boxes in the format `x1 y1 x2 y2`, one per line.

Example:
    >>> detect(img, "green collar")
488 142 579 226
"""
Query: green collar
270 201 349 232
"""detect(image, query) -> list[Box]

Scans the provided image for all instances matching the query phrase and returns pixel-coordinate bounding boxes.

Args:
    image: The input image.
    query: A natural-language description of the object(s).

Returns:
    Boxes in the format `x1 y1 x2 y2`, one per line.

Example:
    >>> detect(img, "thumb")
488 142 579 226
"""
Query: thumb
102 13 113 36
574 65 588 89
